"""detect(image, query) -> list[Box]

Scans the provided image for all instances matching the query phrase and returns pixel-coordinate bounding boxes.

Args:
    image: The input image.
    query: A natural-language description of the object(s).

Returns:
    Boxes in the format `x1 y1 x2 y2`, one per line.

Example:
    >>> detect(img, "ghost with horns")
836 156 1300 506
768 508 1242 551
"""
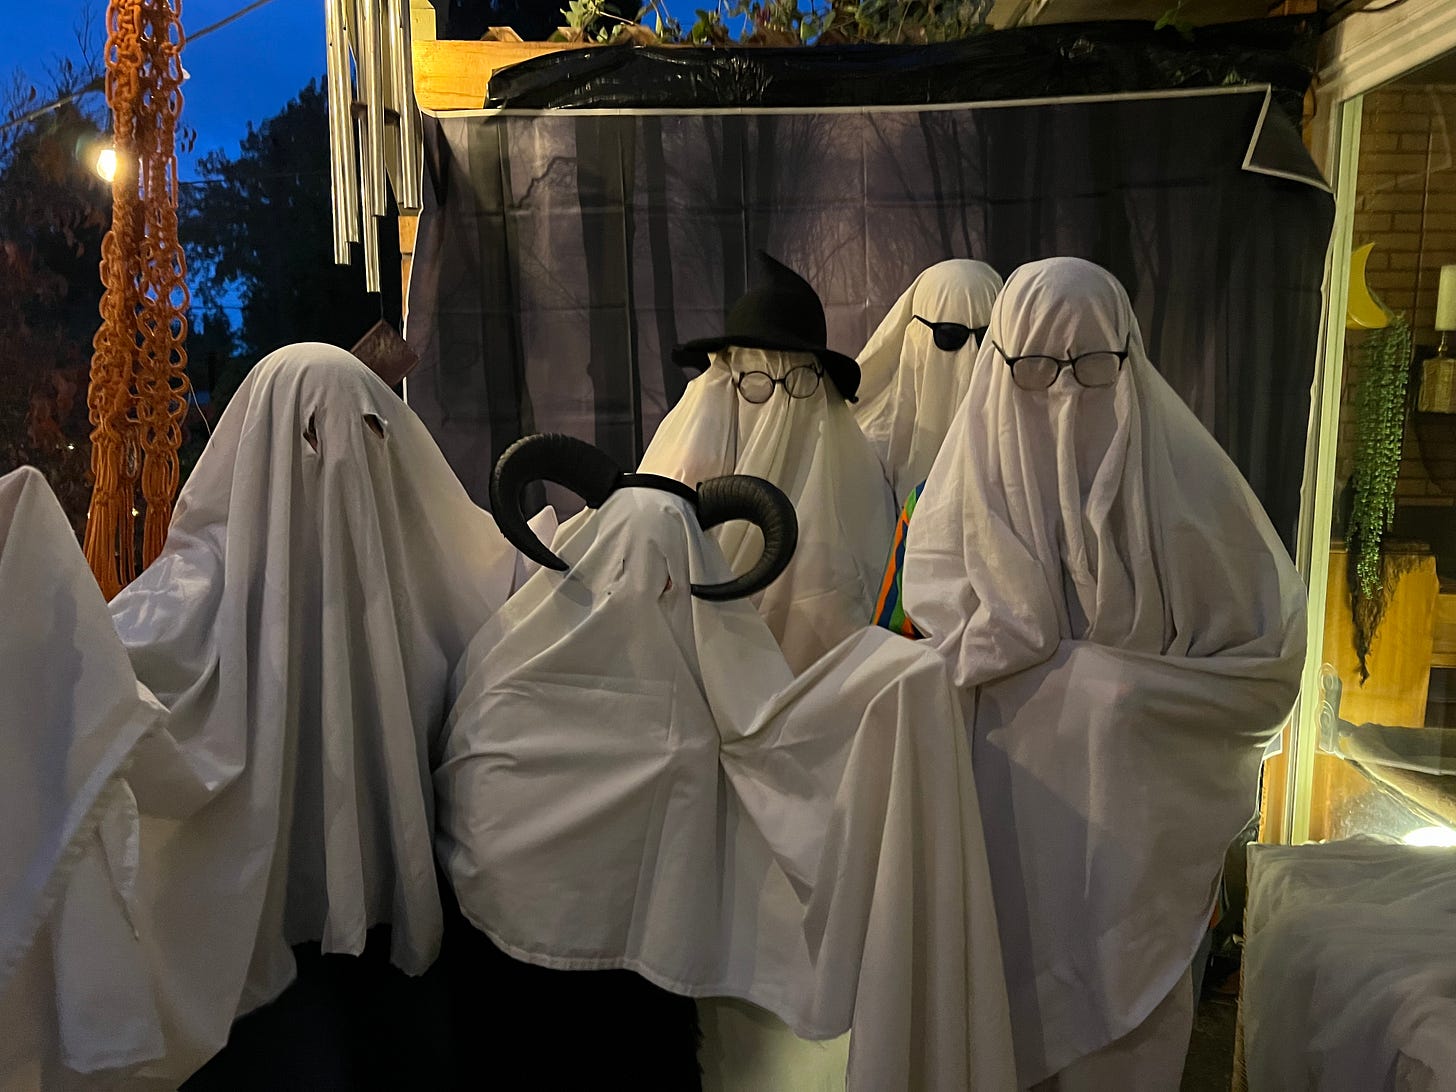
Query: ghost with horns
436 433 1016 1092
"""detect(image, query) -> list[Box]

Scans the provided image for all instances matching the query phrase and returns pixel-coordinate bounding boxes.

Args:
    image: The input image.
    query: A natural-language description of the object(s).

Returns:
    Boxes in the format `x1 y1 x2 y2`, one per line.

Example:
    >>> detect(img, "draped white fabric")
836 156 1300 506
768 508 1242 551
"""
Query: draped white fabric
107 344 523 1083
638 348 895 673
437 488 1016 1091
1243 839 1456 1092
0 467 164 1087
855 259 1002 504
902 258 1305 1084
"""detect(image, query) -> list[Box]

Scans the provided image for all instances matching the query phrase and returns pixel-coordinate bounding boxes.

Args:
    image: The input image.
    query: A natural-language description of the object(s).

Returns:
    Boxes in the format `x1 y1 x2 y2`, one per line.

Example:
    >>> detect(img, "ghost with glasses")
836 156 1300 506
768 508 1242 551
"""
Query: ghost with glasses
893 257 1306 1090
644 251 896 676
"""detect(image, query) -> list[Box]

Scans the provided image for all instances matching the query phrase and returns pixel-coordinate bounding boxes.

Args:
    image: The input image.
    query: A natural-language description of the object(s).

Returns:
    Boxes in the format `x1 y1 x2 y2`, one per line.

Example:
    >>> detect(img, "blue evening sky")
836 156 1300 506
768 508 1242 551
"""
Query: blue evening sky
0 0 705 181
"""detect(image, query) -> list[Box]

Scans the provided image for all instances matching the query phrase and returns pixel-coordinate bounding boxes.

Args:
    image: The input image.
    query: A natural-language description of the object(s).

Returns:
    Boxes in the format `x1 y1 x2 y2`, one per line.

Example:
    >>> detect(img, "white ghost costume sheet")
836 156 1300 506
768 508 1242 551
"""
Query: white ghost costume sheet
902 259 1306 1085
106 344 530 1083
436 485 1016 1091
638 348 895 673
0 467 165 1087
1242 839 1456 1092
855 259 1003 504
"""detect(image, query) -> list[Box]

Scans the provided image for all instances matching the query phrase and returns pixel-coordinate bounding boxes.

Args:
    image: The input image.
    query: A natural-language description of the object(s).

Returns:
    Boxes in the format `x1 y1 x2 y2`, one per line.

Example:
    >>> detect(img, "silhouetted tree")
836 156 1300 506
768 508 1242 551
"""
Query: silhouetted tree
0 84 110 532
181 79 400 383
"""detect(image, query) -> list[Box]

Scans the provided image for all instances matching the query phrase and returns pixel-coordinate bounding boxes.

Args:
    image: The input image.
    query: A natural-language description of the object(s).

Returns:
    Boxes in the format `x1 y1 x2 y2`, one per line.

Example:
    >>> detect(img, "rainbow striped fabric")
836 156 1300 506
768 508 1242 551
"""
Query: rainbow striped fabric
872 481 926 638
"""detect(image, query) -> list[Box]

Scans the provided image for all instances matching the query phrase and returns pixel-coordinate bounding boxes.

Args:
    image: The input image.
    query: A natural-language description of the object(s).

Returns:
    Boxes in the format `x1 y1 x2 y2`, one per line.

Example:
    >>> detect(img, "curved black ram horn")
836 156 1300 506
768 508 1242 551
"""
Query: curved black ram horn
690 475 798 602
490 433 623 572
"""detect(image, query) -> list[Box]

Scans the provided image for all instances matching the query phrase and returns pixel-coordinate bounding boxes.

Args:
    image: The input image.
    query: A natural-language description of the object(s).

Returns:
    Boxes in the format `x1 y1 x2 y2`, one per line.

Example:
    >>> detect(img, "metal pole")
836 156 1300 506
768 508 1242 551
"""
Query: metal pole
357 0 387 219
324 0 352 263
387 0 423 212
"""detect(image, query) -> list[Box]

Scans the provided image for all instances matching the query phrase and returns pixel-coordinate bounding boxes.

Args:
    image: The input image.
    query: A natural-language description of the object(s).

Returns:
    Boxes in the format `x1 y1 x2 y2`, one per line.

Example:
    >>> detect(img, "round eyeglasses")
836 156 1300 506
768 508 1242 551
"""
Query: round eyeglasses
914 315 987 353
990 338 1128 391
734 364 823 404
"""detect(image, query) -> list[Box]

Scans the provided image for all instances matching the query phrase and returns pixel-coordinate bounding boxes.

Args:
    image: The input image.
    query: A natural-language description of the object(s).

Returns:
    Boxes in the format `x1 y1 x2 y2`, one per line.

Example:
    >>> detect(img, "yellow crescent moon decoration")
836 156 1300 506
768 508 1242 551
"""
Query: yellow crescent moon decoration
1347 242 1390 330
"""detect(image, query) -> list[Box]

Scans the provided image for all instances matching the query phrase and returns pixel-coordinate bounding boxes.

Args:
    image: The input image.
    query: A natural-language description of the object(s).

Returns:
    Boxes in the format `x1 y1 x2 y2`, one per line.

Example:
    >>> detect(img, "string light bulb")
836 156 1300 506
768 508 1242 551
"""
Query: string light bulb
94 146 118 182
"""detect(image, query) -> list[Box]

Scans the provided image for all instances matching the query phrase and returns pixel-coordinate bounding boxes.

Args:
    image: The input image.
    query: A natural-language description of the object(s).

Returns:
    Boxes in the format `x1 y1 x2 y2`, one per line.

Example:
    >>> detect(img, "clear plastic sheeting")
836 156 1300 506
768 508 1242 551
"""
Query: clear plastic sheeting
1319 665 1456 777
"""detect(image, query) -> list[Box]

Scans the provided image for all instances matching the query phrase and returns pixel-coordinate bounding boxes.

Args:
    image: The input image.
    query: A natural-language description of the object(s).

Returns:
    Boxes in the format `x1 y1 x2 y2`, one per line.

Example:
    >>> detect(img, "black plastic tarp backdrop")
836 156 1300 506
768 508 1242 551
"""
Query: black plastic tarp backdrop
404 21 1334 546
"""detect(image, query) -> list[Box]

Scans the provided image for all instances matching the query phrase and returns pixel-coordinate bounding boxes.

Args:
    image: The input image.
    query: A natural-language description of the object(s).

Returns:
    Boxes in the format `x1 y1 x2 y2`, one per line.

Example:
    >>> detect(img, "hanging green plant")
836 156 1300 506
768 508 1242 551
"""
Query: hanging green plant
1346 312 1413 682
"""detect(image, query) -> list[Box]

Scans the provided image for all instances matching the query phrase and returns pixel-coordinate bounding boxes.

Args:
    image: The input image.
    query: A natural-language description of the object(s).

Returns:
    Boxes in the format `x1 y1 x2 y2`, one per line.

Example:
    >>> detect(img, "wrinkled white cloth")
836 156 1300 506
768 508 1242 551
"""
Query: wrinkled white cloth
1243 838 1456 1092
108 344 527 1084
437 487 1015 1091
855 259 1003 504
1030 966 1194 1092
638 348 895 673
0 467 165 1088
902 258 1306 1085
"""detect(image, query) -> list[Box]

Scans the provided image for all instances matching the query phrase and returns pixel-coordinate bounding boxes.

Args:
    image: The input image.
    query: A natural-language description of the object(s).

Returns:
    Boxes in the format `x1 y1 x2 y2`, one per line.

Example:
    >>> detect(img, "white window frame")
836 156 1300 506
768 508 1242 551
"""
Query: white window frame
1285 0 1456 844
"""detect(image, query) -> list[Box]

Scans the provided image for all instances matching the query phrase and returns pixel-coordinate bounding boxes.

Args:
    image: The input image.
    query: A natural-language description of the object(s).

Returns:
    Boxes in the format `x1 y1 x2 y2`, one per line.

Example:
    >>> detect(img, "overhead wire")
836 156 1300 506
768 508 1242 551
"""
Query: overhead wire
1 0 282 133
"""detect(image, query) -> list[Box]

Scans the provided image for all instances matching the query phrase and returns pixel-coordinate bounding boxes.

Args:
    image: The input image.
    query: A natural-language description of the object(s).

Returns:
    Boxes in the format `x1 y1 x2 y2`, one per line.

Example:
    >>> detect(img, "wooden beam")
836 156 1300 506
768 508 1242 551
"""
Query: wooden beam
412 38 577 112
410 0 437 44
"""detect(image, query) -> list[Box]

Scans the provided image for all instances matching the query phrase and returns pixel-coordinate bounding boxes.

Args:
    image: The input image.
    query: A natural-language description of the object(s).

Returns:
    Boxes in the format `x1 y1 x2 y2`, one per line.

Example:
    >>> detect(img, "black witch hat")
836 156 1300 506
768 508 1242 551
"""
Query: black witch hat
672 251 861 403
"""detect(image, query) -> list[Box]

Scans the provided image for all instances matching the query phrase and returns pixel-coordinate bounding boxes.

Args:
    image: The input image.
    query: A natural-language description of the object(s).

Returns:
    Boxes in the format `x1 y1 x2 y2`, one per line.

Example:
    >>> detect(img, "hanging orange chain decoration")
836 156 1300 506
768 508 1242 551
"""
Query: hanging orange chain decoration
85 0 191 598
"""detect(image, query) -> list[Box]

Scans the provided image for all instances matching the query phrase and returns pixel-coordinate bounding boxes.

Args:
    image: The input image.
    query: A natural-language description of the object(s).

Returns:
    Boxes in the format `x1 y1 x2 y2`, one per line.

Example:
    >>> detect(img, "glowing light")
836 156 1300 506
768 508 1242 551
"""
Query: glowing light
130 507 139 517
94 146 118 183
1403 825 1456 847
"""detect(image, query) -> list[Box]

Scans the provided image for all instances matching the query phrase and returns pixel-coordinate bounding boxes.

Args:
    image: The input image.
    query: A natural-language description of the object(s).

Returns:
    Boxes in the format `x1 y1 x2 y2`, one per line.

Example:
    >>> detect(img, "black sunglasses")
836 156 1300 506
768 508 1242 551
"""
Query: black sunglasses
989 338 1130 391
913 315 987 353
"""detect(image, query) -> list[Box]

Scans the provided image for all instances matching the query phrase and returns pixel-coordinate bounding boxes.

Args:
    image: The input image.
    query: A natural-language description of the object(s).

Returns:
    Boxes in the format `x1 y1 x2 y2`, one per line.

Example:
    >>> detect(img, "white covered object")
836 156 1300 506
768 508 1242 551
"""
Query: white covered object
638 348 895 673
1243 838 1456 1092
0 467 165 1086
855 259 1003 504
902 258 1305 1085
108 344 525 1083
436 487 1015 1091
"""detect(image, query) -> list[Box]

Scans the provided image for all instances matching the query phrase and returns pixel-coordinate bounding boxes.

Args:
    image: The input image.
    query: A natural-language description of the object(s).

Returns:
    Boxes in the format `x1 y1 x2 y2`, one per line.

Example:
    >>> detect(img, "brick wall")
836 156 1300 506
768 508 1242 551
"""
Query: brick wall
1339 84 1456 509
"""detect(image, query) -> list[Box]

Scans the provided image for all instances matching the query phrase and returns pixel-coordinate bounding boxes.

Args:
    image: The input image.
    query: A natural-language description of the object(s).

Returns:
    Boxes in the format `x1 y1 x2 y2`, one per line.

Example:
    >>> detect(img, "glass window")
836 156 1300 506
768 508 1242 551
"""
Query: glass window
1278 51 1456 849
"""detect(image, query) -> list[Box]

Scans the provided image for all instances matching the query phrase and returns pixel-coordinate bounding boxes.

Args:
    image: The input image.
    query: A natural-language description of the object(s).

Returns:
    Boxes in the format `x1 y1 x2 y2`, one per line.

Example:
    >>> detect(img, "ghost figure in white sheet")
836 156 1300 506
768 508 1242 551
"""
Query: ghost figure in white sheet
902 258 1306 1089
643 250 895 674
855 258 1003 504
102 343 534 1084
0 467 165 1089
436 433 1016 1092
639 346 894 674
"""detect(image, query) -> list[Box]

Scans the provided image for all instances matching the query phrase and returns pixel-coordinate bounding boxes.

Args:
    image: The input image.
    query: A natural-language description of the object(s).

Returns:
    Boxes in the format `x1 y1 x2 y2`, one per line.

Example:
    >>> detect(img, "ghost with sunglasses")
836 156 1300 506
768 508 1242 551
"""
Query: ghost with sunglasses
854 259 1003 504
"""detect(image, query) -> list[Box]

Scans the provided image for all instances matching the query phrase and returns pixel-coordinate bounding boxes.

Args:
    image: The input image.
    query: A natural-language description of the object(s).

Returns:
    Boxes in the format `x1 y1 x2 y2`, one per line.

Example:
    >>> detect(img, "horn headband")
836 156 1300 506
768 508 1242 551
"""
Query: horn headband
490 433 798 602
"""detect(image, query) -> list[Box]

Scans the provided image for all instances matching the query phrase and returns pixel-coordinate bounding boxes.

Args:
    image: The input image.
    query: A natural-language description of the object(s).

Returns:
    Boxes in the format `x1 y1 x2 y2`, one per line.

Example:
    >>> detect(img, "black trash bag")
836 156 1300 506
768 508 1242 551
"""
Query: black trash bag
485 15 1319 122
